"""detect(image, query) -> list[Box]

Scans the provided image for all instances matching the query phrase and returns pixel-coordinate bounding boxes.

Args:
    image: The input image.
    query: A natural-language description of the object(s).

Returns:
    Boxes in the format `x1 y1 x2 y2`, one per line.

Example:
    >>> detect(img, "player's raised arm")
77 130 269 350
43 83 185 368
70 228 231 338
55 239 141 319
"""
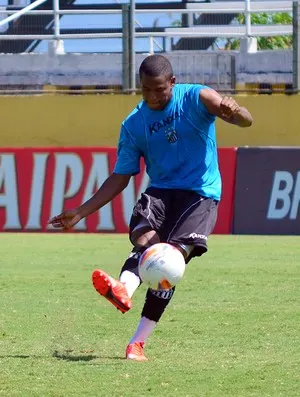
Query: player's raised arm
48 173 131 229
200 88 253 128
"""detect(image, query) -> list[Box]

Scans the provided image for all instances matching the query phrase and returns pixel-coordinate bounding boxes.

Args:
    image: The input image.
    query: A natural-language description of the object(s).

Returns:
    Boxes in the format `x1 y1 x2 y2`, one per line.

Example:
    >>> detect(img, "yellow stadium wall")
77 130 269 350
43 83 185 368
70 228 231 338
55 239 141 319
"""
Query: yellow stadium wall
1 94 299 147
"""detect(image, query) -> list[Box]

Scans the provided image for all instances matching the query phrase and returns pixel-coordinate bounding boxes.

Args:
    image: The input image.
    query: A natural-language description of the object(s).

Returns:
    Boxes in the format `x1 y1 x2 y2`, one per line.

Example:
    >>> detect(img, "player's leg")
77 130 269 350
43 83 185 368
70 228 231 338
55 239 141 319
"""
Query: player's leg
126 241 190 361
93 226 163 361
126 189 199 360
127 192 218 359
92 190 162 313
122 188 171 360
124 228 162 361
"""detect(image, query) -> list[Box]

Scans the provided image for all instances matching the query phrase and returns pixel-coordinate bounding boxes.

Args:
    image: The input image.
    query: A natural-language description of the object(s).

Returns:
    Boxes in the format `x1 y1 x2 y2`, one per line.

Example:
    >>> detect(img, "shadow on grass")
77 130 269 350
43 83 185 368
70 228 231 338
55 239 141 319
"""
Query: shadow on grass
52 350 97 362
0 352 124 361
52 350 124 361
0 355 32 359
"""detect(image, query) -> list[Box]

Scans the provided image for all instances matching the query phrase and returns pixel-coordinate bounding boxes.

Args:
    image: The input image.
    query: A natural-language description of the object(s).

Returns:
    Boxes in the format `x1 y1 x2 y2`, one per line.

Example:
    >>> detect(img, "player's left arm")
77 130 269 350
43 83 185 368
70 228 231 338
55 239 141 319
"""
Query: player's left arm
200 88 253 127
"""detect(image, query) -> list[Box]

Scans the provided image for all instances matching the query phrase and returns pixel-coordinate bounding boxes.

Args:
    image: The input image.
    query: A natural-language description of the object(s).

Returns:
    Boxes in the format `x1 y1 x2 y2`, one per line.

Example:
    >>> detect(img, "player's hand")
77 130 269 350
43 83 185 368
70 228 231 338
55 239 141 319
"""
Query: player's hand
48 208 82 229
220 96 240 119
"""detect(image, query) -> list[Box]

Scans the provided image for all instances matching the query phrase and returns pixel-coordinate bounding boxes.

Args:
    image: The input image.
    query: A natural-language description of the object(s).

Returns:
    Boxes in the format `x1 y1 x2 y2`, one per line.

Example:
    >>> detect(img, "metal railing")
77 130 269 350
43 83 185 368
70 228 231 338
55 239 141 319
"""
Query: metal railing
0 0 294 44
0 0 297 94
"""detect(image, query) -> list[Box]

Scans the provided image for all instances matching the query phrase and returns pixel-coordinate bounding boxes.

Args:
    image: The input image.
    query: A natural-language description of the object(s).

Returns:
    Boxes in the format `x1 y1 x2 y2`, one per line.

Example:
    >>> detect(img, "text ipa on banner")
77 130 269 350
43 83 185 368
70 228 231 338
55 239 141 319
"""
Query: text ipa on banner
0 147 236 234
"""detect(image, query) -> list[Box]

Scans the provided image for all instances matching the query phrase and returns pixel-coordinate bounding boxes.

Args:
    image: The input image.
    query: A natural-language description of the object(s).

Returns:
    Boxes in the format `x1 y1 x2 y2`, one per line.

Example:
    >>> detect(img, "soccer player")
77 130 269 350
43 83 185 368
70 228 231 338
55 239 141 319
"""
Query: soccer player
48 55 253 361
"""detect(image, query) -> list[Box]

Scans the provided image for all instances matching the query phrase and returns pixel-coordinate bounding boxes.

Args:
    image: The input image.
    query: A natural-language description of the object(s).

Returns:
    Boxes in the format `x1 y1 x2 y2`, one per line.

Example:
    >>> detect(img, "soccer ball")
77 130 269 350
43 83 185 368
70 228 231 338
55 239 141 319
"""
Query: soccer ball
138 243 186 290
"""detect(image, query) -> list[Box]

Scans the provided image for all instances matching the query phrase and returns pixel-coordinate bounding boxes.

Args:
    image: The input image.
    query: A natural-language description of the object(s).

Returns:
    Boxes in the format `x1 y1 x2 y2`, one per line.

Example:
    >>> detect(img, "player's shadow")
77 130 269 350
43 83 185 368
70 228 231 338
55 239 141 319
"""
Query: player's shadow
0 355 33 359
52 350 97 362
0 352 124 362
52 350 123 362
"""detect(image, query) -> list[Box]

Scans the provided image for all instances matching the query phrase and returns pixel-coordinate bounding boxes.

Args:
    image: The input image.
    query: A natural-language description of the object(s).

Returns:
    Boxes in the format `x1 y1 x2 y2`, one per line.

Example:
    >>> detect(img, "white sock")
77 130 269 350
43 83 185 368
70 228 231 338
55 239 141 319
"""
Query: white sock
129 316 157 344
119 270 141 298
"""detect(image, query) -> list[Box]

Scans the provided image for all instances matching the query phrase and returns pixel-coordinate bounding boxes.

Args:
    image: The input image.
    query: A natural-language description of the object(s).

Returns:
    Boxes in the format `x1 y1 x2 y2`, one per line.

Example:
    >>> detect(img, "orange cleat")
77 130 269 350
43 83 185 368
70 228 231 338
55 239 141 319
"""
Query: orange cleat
126 342 148 361
92 269 132 314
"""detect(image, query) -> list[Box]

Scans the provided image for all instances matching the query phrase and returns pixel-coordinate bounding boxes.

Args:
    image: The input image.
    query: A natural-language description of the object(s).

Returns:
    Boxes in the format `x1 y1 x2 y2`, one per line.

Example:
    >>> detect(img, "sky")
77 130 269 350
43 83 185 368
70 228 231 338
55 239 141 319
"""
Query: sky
0 0 183 53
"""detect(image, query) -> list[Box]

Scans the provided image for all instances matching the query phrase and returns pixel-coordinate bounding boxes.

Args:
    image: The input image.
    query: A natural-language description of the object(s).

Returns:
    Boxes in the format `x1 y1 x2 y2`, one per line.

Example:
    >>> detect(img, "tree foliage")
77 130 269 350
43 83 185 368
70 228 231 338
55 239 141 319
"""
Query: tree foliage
225 13 292 50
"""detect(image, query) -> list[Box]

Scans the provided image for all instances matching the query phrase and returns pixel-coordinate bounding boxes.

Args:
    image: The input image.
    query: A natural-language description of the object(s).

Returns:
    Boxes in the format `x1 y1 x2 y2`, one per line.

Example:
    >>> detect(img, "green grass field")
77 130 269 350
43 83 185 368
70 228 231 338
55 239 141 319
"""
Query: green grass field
0 234 299 397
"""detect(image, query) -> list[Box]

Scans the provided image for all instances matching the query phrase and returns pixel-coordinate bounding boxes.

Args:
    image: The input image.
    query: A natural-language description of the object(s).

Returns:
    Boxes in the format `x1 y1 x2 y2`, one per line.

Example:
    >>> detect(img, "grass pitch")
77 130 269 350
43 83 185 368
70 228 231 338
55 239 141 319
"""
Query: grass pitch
0 234 299 397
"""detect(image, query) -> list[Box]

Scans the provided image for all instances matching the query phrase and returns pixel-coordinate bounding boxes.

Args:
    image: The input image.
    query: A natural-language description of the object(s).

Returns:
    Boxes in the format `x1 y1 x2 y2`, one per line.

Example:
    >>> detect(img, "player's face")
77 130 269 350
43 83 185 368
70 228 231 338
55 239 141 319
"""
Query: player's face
140 73 176 111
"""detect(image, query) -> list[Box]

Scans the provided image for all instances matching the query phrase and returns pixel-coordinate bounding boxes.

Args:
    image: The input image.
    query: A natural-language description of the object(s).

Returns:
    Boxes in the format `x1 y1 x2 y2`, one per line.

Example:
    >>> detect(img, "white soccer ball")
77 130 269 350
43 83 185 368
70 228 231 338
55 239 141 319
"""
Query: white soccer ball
138 243 186 290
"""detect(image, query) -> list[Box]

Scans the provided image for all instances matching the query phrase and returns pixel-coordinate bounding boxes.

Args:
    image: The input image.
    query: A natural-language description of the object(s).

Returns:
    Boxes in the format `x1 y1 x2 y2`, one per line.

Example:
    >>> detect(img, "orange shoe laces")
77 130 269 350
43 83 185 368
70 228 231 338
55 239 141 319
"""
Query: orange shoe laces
129 342 145 356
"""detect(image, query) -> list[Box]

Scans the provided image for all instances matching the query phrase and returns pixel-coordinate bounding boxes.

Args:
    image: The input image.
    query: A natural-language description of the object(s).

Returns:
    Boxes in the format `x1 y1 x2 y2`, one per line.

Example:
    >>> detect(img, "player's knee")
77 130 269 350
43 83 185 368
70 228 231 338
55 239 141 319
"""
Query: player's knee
132 229 160 248
141 287 175 322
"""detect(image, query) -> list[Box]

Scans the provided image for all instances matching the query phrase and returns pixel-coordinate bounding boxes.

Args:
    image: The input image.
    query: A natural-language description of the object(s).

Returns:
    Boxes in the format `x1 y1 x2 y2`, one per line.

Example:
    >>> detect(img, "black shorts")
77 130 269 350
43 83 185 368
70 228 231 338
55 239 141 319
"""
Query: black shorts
129 187 218 261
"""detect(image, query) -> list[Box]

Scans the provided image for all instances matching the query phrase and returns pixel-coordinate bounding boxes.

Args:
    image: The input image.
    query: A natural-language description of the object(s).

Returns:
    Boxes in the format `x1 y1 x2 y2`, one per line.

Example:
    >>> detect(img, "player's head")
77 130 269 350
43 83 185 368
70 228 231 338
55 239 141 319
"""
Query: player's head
139 55 176 111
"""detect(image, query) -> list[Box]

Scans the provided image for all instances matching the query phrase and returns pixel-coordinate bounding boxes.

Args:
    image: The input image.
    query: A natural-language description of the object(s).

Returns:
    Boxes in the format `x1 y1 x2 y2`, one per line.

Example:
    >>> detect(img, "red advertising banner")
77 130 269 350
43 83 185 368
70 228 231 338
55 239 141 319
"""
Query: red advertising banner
215 147 237 234
0 147 236 234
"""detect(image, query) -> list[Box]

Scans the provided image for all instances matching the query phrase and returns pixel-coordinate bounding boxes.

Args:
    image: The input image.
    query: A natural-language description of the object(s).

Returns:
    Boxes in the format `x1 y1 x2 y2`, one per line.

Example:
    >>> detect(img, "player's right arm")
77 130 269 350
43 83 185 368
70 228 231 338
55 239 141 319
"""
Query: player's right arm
48 173 131 229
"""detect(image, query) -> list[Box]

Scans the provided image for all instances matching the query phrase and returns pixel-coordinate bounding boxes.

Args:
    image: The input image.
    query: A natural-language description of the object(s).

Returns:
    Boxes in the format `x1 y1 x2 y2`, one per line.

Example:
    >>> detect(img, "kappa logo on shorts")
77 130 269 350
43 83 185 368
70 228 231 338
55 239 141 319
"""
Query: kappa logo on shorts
189 233 208 240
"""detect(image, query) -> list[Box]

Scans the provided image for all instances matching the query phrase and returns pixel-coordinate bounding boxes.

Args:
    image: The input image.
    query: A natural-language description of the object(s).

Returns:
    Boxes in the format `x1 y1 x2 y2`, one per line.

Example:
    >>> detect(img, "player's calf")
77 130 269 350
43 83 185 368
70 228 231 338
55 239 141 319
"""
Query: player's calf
142 286 175 322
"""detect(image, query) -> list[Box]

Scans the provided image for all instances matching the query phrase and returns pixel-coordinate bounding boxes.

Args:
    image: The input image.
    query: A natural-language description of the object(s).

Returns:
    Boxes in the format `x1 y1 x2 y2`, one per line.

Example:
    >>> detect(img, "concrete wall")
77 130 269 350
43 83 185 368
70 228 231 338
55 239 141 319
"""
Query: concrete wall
236 50 292 84
0 50 292 87
0 94 299 147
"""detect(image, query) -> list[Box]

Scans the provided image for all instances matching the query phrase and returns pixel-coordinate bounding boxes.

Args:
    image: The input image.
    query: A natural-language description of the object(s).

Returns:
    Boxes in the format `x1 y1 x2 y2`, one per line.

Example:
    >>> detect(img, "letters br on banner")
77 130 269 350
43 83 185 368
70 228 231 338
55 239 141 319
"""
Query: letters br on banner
234 147 300 235
0 147 236 234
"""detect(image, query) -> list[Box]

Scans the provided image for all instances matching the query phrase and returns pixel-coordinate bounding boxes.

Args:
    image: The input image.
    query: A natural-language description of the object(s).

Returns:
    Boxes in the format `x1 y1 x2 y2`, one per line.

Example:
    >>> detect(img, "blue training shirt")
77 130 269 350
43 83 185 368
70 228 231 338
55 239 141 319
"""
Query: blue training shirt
114 84 221 201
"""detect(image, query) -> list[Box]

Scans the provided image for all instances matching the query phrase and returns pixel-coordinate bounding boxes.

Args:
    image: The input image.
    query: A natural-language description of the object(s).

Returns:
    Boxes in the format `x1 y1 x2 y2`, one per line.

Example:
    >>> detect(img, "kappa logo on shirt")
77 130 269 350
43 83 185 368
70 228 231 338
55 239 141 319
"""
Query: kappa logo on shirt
148 111 180 135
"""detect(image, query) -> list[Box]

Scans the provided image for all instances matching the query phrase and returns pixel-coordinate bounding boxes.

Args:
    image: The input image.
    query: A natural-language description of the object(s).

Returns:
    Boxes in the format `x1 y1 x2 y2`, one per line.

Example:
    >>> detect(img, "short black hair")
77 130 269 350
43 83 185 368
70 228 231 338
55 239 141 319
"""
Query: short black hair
139 55 173 79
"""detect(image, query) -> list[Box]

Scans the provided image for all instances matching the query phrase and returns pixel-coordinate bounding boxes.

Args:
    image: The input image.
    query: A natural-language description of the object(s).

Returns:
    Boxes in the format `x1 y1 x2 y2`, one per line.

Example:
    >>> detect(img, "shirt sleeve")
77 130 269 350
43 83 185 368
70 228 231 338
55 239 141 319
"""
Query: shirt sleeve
113 123 142 175
188 84 216 122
